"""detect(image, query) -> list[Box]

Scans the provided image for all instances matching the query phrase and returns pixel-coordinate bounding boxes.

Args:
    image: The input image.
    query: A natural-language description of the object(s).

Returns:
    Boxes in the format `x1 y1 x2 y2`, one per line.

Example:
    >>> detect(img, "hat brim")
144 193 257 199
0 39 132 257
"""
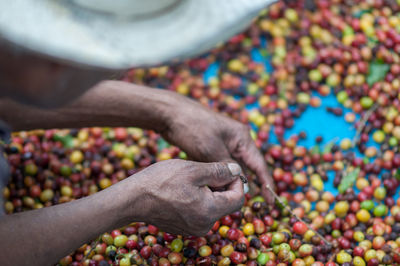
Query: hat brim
0 0 275 69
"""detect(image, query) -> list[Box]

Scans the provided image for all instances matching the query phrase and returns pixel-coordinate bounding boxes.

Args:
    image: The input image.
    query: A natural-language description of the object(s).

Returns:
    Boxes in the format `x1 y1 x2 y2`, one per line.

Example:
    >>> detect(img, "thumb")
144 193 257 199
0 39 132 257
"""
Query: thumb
193 162 243 188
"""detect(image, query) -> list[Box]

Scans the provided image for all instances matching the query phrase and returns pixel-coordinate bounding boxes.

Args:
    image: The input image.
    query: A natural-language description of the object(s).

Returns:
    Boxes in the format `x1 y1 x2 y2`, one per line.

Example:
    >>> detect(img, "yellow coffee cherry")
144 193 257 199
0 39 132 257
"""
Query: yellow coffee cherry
364 249 377 262
354 231 365 242
243 223 255 236
218 226 230 238
356 209 371 223
334 201 349 217
353 256 366 266
336 251 352 264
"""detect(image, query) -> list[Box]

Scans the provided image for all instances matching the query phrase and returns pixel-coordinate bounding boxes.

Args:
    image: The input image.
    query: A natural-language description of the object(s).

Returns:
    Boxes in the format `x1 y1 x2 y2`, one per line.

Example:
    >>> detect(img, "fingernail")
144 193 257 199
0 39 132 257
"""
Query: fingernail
244 183 249 193
227 163 242 176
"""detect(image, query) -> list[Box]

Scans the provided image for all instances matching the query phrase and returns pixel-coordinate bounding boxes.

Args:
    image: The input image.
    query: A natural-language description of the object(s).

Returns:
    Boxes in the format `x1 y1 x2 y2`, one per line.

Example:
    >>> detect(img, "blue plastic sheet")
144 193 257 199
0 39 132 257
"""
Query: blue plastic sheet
202 45 400 202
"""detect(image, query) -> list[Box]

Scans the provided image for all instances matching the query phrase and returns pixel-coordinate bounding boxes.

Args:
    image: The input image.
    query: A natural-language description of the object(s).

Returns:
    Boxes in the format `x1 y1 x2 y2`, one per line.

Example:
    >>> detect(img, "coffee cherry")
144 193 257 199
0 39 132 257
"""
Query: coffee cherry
170 238 183 252
229 251 244 264
356 209 371 223
293 222 308 235
220 244 234 257
167 252 182 264
243 223 255 236
70 150 84 164
374 205 388 217
334 201 349 217
198 245 212 257
336 251 352 264
373 187 386 201
114 235 128 248
257 252 270 265
272 232 285 245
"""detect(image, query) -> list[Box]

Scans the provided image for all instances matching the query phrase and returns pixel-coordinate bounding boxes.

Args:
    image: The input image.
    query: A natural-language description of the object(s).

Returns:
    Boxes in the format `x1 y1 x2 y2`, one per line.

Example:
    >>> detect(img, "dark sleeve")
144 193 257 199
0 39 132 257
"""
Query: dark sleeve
0 155 9 215
0 120 11 215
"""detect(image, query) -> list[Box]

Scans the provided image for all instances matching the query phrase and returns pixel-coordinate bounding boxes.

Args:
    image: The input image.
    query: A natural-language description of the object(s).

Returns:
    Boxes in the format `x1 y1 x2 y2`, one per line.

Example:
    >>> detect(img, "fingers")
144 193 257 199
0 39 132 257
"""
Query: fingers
192 161 243 188
259 179 275 206
189 161 245 230
235 135 275 205
211 178 245 218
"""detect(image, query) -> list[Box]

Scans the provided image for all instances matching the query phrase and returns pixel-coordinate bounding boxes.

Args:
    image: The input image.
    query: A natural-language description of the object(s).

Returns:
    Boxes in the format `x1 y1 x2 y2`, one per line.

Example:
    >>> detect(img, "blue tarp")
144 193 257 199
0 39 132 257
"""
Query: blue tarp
203 45 399 202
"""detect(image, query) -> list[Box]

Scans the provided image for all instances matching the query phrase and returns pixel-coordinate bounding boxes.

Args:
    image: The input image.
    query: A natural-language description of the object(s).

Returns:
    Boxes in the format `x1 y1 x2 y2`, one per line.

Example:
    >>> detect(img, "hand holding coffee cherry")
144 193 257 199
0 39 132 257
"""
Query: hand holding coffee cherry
160 93 275 204
0 159 244 265
1 79 275 202
0 80 270 265
130 159 244 236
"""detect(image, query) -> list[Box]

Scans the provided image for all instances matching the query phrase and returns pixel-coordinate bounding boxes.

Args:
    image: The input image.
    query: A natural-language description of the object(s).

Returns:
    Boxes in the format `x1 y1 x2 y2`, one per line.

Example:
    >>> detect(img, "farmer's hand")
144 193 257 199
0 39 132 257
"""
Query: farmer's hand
131 159 244 236
161 93 275 204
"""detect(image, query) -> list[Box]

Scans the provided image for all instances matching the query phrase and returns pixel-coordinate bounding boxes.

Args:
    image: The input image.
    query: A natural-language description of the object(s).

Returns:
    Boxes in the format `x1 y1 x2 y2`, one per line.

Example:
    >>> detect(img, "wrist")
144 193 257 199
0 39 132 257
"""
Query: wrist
154 90 198 132
109 172 149 225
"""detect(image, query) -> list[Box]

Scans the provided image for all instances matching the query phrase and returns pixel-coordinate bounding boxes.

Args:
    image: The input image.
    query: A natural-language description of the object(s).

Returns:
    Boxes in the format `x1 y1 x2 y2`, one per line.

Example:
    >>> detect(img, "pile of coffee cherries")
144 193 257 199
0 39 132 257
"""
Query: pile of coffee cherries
4 0 400 265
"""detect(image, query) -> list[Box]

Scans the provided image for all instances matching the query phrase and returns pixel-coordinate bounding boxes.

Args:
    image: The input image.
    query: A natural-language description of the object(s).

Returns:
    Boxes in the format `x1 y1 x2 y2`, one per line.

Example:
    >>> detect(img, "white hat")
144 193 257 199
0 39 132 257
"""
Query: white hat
0 0 275 69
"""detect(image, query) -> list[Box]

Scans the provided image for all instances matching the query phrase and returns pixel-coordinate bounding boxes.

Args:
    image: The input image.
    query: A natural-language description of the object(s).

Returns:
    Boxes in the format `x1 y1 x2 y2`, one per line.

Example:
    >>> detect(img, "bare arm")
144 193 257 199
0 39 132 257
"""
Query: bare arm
0 79 274 201
0 172 139 266
0 80 174 132
0 160 243 266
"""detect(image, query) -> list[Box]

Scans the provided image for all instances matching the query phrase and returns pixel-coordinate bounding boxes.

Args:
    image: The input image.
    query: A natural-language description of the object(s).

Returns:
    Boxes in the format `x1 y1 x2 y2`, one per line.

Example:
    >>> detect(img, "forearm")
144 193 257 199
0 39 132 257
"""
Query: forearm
0 80 176 132
0 177 142 266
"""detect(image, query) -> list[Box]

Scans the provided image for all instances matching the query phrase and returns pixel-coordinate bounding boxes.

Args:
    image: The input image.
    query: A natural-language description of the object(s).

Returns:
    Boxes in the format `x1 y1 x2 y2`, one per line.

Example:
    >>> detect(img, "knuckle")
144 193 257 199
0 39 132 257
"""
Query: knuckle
185 162 201 177
211 163 226 180
171 158 186 166
171 159 197 175
156 159 188 173
158 158 180 167
232 139 246 156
